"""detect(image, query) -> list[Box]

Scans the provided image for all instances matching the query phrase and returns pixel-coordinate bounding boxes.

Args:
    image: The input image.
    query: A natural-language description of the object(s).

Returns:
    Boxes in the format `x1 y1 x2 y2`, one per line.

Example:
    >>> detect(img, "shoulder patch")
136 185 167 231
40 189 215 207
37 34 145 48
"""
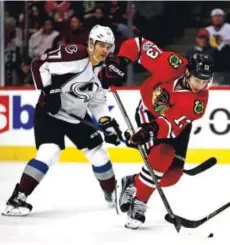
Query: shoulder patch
60 44 87 61
168 54 182 69
143 41 153 51
194 100 204 114
65 45 78 54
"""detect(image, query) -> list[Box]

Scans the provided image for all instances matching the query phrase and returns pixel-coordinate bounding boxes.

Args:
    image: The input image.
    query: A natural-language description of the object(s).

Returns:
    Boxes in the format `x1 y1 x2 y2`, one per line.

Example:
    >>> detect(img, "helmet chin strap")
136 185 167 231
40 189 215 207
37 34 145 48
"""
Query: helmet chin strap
93 54 101 63
88 43 106 63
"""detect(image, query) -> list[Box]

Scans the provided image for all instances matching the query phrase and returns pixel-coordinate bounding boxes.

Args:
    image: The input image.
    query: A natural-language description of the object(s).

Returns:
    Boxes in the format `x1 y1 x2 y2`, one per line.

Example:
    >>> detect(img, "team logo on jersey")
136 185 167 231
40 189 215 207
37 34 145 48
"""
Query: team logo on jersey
69 81 99 102
65 45 78 54
152 85 171 114
168 55 182 69
194 100 204 114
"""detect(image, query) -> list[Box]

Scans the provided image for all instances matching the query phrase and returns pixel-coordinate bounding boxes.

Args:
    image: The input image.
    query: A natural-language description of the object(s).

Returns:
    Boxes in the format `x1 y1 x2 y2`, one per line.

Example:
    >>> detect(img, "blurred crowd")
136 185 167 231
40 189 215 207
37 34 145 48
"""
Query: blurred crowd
185 8 230 85
4 1 230 86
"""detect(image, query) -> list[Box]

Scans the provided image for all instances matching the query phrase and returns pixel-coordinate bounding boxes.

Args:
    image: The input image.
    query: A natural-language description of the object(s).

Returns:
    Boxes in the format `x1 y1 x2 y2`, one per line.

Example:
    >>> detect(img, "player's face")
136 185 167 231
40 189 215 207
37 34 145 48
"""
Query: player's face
94 41 113 61
211 15 224 26
70 17 80 31
188 75 209 93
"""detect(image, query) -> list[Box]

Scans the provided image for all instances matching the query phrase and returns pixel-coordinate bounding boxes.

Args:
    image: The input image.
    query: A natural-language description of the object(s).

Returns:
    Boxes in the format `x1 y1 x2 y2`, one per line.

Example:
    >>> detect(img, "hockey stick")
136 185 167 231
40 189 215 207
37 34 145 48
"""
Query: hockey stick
59 108 106 134
165 201 230 228
183 157 217 176
111 88 182 232
59 108 124 142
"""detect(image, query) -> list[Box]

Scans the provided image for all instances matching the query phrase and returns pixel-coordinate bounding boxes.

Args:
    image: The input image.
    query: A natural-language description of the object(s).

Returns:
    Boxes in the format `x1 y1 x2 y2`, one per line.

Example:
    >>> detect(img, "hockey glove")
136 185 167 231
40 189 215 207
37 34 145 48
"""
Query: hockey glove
126 121 159 145
98 56 130 89
124 129 138 149
42 85 61 115
99 116 122 146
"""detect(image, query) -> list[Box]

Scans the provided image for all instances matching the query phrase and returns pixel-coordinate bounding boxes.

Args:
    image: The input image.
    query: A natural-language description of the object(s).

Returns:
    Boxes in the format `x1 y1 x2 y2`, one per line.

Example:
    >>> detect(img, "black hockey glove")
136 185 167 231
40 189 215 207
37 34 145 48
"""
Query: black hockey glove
99 116 122 146
99 56 130 89
123 130 138 149
125 121 159 146
42 85 61 115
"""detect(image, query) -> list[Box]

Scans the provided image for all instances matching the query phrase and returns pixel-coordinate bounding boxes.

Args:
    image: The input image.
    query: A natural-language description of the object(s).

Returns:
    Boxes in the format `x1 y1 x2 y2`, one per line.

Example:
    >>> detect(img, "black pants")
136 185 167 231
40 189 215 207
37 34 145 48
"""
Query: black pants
34 105 103 150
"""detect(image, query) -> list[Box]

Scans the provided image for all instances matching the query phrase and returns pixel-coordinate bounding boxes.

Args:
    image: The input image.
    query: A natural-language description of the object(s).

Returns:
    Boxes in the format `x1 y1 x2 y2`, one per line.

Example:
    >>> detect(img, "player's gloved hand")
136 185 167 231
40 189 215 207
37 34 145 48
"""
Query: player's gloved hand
99 116 122 146
123 129 138 149
42 85 61 115
126 121 159 145
98 56 130 89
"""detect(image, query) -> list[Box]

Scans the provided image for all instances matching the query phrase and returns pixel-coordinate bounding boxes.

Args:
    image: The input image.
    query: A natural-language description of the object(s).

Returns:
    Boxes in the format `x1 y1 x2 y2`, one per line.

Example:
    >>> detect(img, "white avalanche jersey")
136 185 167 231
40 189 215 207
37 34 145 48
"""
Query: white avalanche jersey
31 44 109 124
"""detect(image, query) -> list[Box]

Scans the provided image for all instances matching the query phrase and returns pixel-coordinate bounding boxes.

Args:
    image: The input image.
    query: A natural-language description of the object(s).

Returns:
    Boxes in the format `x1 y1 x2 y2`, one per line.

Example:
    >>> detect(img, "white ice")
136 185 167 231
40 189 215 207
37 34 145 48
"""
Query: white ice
0 162 229 245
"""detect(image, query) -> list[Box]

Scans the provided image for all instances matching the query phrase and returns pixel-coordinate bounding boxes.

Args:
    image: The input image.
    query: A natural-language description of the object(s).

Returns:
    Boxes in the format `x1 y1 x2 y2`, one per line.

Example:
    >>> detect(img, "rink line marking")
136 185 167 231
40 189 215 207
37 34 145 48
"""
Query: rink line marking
0 146 229 163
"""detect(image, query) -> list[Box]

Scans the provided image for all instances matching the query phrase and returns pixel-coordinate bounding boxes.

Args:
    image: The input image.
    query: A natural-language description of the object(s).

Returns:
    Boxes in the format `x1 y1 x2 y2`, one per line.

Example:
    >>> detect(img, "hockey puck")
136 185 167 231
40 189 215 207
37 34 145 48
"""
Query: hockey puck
208 233 214 238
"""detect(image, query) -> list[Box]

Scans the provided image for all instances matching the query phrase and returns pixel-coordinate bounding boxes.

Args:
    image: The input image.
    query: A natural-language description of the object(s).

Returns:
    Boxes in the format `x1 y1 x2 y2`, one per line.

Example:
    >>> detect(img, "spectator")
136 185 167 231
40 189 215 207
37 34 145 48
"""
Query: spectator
82 1 96 16
206 8 230 49
120 3 146 37
84 6 112 30
17 57 33 86
64 15 88 46
45 34 66 53
185 28 215 60
28 4 43 36
4 10 16 48
108 1 127 22
29 17 59 58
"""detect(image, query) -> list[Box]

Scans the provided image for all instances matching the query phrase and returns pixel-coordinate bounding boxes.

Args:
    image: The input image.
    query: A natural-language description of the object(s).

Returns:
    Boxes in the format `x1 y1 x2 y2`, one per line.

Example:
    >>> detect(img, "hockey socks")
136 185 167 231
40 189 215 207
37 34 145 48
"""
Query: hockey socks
92 160 116 193
19 159 49 196
135 174 156 203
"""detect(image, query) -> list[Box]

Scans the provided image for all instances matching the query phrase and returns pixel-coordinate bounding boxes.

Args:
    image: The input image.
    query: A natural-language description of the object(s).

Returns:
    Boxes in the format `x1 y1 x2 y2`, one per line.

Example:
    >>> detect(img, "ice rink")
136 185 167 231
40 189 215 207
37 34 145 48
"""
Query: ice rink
0 162 229 245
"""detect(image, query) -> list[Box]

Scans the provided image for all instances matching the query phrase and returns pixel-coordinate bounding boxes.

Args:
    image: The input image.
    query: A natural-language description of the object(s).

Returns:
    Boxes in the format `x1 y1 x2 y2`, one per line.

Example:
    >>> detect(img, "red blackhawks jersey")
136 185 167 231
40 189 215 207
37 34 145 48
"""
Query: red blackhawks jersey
118 37 209 138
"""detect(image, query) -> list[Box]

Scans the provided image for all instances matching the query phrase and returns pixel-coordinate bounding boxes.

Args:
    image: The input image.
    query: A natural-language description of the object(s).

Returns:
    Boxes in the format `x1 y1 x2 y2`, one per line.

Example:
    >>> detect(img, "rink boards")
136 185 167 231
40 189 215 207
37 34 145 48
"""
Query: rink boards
0 88 230 163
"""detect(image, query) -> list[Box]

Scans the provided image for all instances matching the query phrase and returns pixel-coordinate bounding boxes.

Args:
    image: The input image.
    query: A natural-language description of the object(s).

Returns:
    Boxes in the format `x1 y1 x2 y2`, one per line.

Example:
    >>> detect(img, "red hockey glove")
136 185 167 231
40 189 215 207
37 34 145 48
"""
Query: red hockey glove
128 121 159 145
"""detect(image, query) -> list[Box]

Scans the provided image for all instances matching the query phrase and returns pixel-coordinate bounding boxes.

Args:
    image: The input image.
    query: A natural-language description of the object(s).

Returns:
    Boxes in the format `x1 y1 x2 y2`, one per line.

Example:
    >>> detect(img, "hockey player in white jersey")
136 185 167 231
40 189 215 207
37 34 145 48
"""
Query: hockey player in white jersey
3 25 123 216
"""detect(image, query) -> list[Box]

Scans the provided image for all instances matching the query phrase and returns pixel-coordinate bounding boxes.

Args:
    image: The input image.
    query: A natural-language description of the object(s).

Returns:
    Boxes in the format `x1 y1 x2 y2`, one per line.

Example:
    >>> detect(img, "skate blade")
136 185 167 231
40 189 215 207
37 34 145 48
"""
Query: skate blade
106 191 116 208
107 201 115 208
125 217 143 230
115 178 122 215
2 205 31 216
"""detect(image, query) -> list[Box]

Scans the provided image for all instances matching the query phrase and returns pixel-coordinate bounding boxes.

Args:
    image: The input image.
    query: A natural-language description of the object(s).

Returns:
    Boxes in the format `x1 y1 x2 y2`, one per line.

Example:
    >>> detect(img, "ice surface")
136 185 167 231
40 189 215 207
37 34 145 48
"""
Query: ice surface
0 162 229 245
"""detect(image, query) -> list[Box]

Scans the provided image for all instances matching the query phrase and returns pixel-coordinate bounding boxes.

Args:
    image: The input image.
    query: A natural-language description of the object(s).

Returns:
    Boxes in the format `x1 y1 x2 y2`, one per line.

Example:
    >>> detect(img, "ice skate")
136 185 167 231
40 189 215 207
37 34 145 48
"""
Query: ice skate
103 189 116 208
117 175 136 213
125 198 147 229
2 184 33 216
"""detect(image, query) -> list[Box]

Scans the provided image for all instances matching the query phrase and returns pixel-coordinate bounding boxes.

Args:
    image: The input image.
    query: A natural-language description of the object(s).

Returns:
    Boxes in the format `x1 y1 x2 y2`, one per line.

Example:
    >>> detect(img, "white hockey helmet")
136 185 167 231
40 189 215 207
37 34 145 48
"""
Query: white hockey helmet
88 24 115 53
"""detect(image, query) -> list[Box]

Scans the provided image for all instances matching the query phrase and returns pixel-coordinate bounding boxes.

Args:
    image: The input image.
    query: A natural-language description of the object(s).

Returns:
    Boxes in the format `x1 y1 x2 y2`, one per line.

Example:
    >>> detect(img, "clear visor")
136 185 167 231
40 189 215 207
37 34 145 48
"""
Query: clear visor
92 40 115 53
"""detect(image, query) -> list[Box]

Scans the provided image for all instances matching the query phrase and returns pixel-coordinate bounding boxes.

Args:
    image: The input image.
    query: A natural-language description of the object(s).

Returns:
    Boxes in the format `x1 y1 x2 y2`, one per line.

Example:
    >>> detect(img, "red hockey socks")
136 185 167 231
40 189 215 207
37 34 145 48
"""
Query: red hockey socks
135 174 156 203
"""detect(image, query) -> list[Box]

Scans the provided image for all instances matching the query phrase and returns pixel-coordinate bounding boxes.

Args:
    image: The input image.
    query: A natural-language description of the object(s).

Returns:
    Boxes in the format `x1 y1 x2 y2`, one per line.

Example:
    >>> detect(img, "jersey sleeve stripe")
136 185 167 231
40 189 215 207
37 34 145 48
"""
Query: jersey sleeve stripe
134 37 141 52
31 58 48 89
157 116 173 138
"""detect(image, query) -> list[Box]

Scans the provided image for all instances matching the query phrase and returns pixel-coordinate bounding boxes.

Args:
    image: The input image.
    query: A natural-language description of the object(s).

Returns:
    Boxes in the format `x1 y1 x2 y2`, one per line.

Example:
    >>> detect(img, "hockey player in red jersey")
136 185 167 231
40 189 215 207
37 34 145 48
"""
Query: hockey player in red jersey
111 37 213 229
2 25 123 216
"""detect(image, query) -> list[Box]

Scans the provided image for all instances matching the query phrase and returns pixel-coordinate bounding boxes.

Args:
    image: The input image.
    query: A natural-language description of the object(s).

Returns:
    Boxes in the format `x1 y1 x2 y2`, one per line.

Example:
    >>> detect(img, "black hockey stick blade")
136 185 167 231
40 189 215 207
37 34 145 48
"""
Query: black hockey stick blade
168 215 182 232
165 201 230 228
183 157 217 176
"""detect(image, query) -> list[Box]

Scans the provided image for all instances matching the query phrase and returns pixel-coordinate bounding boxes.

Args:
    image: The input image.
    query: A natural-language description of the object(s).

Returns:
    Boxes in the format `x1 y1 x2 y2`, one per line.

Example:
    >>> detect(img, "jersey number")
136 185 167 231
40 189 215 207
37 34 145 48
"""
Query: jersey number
41 47 61 60
174 116 191 128
146 45 162 59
